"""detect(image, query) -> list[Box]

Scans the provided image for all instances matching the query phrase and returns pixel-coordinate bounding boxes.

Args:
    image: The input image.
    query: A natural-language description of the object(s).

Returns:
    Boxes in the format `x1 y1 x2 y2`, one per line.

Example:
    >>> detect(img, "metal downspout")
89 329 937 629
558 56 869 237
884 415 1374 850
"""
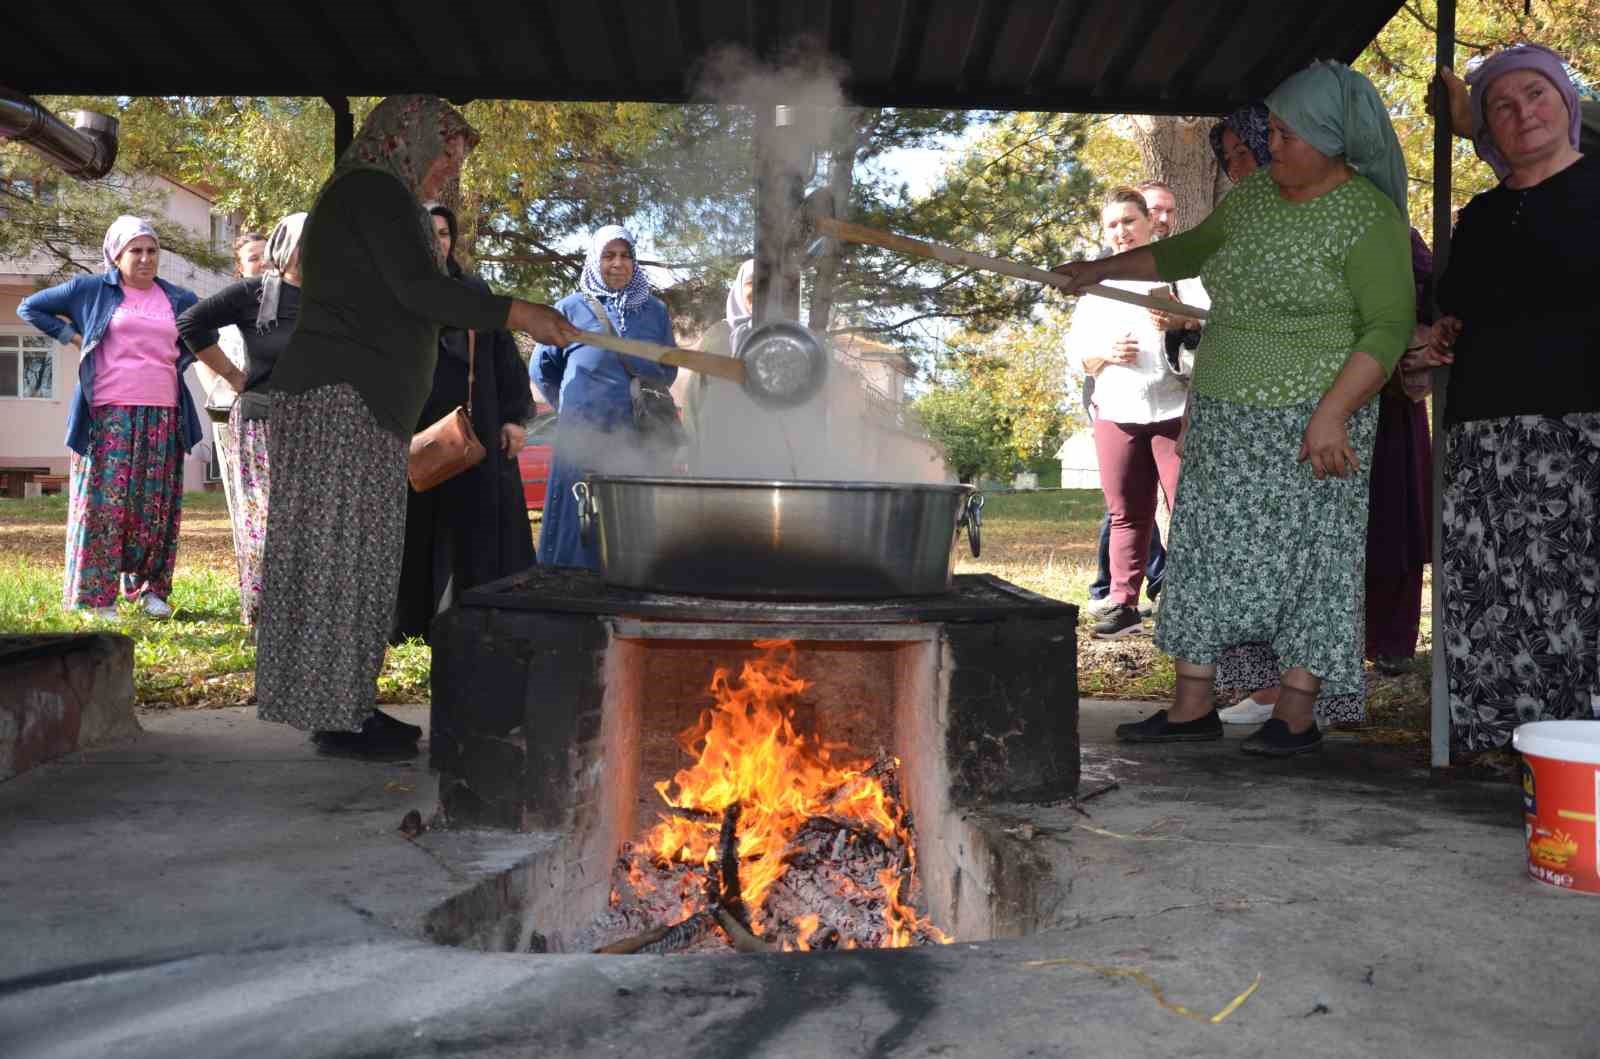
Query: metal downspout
0 87 118 179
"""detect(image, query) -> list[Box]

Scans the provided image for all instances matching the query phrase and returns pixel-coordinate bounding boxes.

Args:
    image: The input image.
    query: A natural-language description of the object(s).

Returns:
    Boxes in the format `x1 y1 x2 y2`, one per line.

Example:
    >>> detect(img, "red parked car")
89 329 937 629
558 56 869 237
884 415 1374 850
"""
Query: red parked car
516 406 559 512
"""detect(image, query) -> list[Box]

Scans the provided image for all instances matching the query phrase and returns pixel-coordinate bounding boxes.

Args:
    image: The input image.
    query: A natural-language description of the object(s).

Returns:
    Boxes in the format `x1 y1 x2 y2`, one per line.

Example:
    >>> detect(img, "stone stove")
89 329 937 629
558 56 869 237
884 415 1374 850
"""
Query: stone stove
428 566 1078 950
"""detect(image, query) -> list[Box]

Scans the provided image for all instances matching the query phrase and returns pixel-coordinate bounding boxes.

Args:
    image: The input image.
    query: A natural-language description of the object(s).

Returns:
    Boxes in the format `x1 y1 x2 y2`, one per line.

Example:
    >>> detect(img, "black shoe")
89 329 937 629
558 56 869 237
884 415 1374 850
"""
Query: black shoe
370 708 423 741
1373 655 1411 677
1240 718 1323 757
312 715 419 761
1092 604 1145 639
1115 709 1223 743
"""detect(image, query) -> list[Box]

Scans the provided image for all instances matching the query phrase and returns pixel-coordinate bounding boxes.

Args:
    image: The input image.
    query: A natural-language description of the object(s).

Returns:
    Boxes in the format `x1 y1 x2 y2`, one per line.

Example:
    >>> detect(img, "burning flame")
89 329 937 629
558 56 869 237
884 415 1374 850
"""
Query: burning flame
643 639 949 948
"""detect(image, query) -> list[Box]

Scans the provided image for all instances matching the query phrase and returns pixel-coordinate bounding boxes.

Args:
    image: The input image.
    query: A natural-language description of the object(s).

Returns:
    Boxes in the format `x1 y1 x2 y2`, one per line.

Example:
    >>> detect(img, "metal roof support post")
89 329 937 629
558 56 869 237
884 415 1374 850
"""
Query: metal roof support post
325 96 354 164
752 104 805 327
1429 0 1456 769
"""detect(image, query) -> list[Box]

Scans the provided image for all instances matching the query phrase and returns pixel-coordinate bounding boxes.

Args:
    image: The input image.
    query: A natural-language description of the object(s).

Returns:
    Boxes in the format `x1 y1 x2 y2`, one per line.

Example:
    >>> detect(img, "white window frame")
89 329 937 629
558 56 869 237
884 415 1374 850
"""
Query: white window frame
0 329 57 401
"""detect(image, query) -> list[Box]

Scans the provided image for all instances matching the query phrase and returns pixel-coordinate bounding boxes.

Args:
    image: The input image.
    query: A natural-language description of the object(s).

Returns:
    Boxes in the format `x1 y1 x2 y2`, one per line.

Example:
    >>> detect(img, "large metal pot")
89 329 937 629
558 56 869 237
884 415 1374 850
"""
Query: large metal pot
572 475 984 599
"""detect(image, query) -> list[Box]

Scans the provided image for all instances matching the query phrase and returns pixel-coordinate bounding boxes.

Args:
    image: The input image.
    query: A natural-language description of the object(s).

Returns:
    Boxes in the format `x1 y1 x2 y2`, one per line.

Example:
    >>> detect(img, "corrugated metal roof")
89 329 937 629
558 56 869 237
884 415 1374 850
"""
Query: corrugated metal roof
4 0 1402 115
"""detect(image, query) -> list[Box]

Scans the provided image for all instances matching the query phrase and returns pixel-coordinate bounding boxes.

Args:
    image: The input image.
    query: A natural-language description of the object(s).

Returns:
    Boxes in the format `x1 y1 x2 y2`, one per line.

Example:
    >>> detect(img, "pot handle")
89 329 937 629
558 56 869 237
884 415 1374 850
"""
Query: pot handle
572 481 595 548
958 493 984 558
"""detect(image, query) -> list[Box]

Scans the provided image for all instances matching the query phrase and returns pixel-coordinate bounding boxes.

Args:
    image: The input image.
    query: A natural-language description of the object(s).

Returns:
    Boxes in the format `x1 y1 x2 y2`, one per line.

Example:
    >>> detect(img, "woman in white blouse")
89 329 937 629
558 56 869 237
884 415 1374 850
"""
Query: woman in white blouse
1066 187 1192 638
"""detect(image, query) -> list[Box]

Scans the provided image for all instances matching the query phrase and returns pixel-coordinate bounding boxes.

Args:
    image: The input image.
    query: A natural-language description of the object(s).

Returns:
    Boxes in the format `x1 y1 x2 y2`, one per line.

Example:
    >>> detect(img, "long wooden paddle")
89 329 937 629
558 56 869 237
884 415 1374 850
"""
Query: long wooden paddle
813 216 1209 320
578 329 747 385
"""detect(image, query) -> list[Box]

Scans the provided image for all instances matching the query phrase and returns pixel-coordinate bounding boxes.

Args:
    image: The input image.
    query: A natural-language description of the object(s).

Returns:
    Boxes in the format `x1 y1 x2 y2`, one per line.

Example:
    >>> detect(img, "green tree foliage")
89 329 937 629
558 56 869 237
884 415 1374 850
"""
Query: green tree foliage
0 149 224 281
914 311 1077 484
1355 0 1600 229
836 111 1101 348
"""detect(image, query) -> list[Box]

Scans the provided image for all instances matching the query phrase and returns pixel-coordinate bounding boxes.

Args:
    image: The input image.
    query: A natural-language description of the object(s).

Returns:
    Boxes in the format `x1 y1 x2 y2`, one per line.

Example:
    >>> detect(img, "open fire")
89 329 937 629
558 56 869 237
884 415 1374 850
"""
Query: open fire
583 639 951 954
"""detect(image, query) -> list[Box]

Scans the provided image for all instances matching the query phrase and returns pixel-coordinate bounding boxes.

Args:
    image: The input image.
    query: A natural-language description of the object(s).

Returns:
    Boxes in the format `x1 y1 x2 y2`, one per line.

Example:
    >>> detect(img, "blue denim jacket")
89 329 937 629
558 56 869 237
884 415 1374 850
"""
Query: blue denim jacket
18 270 202 457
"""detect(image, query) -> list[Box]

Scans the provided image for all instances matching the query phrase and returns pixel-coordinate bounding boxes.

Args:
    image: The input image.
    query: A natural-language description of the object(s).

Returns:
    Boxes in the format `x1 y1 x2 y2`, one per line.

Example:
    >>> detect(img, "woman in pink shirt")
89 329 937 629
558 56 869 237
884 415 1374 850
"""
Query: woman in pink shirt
17 216 203 619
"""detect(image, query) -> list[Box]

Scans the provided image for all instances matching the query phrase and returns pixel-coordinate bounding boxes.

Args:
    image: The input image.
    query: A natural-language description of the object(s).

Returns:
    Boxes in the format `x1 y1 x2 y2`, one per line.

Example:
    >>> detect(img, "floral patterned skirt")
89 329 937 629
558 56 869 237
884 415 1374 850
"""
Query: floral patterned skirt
254 384 408 733
1155 394 1378 706
224 403 271 627
65 404 184 608
1442 413 1600 754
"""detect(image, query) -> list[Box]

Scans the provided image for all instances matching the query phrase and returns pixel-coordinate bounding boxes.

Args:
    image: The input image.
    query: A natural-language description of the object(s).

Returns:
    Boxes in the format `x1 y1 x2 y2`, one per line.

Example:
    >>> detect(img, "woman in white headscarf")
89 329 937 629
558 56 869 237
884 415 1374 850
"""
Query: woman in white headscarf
683 259 755 461
177 211 308 627
532 224 677 569
18 215 201 619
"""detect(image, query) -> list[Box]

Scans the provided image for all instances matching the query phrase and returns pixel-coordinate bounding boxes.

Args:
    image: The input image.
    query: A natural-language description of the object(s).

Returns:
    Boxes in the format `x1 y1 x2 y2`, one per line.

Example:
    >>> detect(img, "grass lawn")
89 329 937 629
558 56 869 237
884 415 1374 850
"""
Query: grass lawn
0 488 1431 740
0 492 431 708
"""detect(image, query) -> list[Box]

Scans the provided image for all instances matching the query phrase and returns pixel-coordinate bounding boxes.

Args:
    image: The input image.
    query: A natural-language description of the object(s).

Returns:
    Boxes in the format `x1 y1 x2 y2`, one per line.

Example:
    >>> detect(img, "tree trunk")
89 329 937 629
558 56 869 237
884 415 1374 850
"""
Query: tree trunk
1127 115 1221 232
806 111 866 333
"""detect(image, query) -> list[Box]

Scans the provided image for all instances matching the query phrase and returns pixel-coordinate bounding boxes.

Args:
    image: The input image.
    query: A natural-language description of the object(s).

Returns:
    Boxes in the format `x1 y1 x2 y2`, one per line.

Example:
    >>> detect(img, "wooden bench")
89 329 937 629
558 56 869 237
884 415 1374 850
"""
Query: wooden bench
34 475 68 496
0 467 51 499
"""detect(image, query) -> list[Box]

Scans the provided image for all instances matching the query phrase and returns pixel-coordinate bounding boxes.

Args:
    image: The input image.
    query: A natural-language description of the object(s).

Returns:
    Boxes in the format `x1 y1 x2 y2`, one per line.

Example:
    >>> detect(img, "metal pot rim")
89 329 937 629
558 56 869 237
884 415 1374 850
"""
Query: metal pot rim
582 474 975 495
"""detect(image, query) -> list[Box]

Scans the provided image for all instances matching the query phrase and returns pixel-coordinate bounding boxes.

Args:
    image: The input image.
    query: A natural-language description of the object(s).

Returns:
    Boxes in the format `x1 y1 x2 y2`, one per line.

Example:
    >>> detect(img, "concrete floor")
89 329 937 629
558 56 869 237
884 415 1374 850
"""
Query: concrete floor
2 702 1598 1058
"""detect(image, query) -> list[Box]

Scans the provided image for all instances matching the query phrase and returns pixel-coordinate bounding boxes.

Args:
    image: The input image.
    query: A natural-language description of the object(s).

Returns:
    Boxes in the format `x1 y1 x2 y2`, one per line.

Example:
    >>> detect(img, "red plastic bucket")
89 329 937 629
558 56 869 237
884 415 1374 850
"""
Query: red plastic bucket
1513 721 1600 894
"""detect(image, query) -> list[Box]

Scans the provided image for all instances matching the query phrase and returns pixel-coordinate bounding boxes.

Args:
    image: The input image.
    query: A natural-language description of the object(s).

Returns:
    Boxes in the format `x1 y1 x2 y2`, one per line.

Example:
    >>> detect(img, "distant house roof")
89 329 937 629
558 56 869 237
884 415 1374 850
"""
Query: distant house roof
9 1 1402 116
834 331 913 373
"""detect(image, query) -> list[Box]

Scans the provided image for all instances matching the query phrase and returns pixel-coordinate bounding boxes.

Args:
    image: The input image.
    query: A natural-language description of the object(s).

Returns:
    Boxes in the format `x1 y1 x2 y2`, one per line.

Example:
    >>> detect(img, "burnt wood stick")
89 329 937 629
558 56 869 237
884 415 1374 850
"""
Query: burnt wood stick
659 804 721 823
596 914 699 955
718 802 748 927
714 906 774 954
638 912 715 954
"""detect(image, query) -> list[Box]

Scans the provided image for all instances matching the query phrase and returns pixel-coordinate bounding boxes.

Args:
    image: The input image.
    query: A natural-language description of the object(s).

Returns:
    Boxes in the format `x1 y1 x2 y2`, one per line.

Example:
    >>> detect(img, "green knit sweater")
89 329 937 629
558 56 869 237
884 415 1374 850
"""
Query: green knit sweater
1151 170 1414 407
269 169 512 439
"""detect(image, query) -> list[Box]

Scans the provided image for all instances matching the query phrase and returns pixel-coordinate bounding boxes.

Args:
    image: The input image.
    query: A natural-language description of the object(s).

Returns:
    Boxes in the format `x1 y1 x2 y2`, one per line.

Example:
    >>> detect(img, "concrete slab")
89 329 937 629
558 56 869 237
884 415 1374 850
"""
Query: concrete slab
2 702 1598 1058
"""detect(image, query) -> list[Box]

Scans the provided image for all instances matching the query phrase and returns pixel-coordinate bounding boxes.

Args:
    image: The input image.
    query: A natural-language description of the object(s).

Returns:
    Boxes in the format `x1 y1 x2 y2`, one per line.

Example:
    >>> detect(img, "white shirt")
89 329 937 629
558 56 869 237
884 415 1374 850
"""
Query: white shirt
1065 278 1204 425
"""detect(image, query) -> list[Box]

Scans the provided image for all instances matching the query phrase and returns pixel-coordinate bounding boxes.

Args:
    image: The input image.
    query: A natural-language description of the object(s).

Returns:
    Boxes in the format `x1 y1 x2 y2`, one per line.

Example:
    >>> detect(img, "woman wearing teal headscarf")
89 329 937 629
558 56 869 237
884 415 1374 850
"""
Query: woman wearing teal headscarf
1054 61 1415 756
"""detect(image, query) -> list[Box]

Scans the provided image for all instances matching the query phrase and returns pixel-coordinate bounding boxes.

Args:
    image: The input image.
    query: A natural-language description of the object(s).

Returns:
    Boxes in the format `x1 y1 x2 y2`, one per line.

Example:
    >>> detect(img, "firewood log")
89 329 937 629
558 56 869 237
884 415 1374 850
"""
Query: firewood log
714 906 773 954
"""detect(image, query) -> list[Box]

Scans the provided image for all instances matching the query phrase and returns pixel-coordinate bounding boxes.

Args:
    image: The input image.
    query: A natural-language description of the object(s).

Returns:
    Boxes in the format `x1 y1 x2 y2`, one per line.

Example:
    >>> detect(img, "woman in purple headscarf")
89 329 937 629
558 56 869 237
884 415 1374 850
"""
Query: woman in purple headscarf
1414 43 1599 754
18 216 201 620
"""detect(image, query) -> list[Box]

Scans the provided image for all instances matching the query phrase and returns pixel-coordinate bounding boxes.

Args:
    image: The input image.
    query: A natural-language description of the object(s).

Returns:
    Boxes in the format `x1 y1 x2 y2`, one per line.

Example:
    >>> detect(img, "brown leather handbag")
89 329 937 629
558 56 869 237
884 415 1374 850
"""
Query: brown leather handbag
407 329 486 492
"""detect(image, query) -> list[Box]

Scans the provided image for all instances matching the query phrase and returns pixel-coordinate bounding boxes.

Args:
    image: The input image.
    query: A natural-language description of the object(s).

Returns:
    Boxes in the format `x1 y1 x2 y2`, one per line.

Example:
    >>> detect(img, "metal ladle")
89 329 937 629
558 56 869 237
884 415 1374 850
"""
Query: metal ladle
579 321 828 409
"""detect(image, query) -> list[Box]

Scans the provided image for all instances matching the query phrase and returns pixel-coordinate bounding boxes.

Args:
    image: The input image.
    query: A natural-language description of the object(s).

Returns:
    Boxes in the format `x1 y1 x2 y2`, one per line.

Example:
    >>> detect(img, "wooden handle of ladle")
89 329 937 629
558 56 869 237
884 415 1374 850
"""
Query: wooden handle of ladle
578 329 747 385
814 216 1210 321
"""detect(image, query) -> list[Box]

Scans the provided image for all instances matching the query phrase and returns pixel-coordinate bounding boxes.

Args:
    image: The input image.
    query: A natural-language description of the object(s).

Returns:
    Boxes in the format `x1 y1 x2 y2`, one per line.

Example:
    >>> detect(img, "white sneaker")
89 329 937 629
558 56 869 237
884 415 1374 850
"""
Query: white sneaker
78 605 119 621
1218 696 1275 725
1084 596 1121 618
140 595 174 619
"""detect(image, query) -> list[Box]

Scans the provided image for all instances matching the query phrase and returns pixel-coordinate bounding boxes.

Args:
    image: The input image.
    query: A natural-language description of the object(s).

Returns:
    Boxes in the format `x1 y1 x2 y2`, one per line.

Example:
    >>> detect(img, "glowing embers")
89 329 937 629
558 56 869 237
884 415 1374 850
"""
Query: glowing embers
585 639 950 954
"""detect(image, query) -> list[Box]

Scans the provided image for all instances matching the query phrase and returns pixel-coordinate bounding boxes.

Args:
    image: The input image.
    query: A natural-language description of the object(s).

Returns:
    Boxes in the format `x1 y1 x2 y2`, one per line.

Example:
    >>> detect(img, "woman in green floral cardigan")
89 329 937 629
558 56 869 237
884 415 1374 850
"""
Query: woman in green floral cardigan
1053 61 1416 756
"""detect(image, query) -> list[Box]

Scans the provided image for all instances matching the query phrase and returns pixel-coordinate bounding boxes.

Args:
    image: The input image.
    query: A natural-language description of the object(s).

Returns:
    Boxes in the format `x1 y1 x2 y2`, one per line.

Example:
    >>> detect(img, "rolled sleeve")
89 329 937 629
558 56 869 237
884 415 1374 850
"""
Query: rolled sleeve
176 280 251 354
18 277 82 343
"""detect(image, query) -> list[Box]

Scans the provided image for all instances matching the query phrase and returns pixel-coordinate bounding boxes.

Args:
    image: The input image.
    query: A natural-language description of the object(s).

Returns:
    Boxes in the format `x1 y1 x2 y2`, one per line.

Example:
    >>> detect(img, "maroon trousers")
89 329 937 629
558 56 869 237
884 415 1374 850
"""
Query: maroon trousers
1093 416 1182 606
1363 390 1433 660
1365 567 1426 659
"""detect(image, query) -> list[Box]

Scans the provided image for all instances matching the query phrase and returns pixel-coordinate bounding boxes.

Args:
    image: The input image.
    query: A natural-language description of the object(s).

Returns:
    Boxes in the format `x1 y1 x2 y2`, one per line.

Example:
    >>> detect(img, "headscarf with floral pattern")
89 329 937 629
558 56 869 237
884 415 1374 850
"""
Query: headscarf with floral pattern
1209 103 1273 173
316 94 480 272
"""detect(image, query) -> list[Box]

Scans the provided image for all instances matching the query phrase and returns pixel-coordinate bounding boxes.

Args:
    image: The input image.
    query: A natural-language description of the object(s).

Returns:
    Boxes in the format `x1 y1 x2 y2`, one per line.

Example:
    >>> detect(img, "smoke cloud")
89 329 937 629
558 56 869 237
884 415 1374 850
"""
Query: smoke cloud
553 43 952 486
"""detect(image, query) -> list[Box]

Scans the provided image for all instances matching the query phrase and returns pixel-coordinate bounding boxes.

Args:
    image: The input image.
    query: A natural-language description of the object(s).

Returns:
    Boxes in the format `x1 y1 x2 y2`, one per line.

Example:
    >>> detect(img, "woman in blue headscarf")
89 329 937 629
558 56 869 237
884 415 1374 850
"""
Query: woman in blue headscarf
1209 103 1273 185
1054 61 1416 756
533 224 677 569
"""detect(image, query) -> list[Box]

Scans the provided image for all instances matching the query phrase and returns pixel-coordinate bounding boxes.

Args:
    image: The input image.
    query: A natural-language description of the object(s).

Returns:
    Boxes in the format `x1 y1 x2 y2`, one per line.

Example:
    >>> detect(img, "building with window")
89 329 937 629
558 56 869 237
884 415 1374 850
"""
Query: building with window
0 173 236 494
